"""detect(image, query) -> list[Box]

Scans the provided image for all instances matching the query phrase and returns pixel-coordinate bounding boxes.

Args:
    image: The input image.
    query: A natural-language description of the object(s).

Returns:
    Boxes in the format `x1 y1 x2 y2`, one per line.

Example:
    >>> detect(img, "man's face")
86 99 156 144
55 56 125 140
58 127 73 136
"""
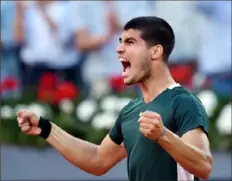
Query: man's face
116 29 151 85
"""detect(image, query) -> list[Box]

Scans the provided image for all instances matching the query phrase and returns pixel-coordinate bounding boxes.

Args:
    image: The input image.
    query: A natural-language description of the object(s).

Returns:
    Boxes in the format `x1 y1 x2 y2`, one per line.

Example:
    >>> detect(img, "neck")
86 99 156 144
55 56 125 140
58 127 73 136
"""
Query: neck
140 63 176 103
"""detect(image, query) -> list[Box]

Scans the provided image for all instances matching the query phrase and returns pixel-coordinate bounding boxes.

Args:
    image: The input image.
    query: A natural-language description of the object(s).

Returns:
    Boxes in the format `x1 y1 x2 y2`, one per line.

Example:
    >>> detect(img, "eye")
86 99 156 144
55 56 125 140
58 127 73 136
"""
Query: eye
127 40 134 45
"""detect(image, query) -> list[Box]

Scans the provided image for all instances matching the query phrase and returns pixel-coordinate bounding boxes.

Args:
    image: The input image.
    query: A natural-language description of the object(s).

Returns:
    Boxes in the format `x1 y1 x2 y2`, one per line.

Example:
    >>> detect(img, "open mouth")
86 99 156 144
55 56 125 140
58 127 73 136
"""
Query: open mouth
120 58 131 72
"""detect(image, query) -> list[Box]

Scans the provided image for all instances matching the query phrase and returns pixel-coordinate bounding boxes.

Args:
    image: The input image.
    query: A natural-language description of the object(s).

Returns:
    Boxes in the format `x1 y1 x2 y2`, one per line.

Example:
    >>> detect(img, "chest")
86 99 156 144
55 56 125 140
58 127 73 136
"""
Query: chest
121 102 176 152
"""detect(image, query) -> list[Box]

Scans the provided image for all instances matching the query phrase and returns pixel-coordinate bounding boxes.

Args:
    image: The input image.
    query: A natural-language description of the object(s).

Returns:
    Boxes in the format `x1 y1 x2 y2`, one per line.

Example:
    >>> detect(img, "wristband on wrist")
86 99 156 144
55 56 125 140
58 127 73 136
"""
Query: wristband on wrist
38 117 52 139
155 127 167 142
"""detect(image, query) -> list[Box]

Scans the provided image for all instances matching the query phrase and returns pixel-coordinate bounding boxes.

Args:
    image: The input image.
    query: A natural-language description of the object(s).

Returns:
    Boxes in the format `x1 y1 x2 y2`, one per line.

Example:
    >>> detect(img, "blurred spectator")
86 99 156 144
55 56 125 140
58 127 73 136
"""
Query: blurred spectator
15 1 80 90
1 1 21 98
69 1 121 95
195 1 231 96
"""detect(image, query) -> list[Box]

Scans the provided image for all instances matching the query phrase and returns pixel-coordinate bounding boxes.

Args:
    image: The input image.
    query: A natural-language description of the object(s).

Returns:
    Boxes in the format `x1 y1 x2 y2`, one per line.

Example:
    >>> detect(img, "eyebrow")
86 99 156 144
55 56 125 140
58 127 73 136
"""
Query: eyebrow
119 37 137 43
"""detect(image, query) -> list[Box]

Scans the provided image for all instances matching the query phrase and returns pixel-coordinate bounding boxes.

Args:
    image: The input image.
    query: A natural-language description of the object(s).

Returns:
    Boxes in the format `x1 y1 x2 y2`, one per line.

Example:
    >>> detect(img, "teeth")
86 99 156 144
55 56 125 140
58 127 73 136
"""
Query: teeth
119 58 129 62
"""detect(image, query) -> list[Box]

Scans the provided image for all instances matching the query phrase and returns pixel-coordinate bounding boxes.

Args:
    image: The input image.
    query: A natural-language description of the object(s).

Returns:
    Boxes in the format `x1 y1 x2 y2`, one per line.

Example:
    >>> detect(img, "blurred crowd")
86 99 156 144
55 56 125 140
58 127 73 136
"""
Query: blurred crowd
1 1 231 100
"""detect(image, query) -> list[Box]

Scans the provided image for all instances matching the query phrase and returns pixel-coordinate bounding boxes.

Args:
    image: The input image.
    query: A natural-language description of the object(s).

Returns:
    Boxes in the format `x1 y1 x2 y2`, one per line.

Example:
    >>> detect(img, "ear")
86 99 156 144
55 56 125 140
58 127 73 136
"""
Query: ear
150 45 163 60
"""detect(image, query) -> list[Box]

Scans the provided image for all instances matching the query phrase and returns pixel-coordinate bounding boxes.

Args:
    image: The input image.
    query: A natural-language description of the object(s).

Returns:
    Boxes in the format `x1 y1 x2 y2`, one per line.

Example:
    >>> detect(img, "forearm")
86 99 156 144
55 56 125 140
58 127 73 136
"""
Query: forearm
158 129 212 179
76 35 107 52
46 123 103 175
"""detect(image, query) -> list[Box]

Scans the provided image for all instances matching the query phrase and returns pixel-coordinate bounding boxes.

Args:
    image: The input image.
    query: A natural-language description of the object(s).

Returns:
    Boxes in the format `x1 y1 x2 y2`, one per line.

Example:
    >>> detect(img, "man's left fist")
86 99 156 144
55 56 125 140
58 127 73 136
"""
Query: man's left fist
138 111 164 141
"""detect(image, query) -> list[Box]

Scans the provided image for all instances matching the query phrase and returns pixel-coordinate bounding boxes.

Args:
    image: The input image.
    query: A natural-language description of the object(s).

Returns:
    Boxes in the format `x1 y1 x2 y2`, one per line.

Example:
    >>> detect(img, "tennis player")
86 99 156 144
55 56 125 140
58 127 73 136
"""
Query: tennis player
17 16 212 181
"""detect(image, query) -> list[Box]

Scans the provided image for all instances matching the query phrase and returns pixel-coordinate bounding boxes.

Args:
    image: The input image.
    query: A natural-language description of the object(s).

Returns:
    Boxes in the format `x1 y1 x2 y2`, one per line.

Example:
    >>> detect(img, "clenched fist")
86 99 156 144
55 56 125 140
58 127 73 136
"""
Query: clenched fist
17 110 41 135
138 111 166 141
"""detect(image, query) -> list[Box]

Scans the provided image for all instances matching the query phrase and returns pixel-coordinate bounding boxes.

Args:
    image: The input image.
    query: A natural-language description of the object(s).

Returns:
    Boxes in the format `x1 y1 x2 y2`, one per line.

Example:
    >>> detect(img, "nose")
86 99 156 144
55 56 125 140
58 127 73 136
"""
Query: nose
116 43 125 54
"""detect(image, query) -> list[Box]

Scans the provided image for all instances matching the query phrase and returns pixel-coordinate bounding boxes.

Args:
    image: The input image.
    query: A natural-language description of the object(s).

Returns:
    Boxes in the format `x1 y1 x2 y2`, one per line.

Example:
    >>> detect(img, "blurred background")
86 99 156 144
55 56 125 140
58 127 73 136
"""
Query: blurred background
1 1 231 180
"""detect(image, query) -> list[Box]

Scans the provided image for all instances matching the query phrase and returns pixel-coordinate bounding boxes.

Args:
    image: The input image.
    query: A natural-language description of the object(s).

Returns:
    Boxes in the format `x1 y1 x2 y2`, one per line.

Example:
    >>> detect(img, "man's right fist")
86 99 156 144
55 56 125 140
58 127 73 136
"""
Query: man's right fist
17 110 41 136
